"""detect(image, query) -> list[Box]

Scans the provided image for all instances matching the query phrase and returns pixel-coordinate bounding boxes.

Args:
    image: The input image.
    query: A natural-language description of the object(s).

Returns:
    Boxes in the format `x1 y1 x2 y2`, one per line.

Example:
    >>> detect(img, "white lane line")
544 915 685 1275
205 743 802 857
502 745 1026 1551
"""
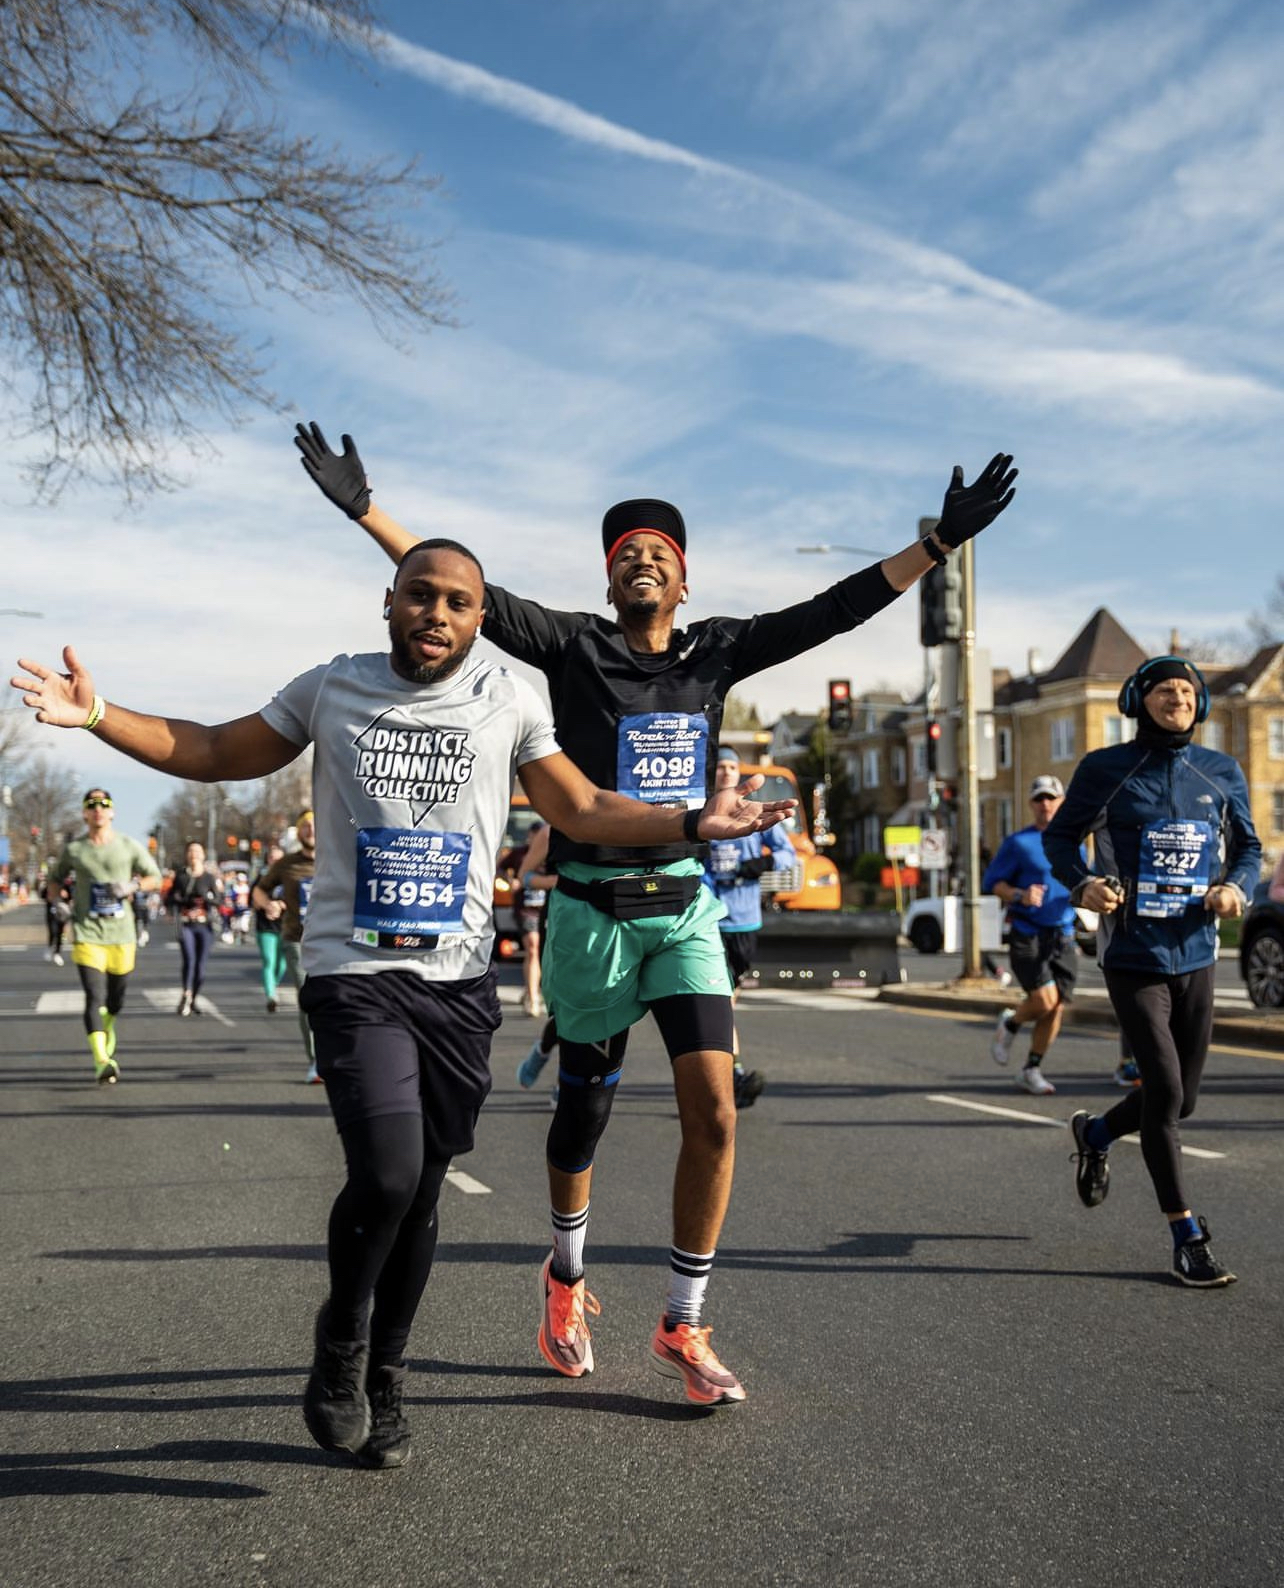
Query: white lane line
445 1168 491 1195
926 1093 1226 1160
0 945 30 953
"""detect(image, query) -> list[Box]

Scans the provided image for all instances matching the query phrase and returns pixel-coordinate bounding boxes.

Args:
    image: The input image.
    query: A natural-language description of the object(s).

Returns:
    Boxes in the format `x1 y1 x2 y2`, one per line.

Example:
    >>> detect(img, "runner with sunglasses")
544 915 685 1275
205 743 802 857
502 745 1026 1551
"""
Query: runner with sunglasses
45 789 161 1084
983 774 1082 1095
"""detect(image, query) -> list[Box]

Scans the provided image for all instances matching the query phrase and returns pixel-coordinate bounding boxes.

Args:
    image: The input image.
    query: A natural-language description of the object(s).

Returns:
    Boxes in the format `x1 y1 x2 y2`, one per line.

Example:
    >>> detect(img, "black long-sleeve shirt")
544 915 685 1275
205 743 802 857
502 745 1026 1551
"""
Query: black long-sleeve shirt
481 564 898 866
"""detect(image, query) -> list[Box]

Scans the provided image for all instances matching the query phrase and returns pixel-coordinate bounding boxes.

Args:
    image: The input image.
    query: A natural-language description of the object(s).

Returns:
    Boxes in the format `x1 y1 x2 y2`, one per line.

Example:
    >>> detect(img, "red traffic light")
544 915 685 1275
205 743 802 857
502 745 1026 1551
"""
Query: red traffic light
927 720 941 741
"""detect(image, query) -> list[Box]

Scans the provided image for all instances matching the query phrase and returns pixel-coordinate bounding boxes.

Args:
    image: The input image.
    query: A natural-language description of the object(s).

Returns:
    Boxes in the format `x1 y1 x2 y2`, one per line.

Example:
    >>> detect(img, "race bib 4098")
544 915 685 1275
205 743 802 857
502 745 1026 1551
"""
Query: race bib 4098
616 712 709 806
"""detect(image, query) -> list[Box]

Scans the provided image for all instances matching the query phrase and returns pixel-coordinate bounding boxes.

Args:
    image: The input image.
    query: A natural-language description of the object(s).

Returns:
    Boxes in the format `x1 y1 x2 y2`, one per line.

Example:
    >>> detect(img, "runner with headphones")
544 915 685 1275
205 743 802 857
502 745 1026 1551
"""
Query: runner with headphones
1043 656 1260 1287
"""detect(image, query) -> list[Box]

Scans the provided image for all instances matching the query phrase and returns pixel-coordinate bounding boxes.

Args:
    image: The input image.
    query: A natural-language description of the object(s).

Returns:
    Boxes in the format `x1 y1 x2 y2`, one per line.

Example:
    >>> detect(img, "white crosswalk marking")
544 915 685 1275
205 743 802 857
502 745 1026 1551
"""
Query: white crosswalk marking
33 988 235 1027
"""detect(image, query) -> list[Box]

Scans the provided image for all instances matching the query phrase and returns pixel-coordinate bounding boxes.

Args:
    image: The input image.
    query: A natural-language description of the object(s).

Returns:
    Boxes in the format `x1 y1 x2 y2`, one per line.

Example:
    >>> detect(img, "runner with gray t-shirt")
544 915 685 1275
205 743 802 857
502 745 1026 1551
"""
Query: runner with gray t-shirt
11 538 794 1470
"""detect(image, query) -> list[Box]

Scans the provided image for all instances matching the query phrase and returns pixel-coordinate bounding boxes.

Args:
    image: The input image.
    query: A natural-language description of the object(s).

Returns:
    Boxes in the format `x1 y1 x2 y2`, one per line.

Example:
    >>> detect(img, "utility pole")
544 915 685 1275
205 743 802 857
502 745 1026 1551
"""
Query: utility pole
958 538 982 978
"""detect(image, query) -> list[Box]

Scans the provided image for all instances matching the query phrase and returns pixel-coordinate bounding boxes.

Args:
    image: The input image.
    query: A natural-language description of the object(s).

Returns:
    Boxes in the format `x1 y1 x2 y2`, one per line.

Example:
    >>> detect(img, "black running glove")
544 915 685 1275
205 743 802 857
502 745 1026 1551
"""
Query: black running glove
294 421 371 520
934 453 1018 549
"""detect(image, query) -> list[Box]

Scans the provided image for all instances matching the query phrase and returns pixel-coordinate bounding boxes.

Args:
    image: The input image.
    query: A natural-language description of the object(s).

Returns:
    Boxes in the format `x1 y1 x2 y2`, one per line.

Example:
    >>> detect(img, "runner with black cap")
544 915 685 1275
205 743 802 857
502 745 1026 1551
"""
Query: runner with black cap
1044 655 1260 1287
13 544 790 1461
45 788 161 1084
982 772 1082 1095
293 419 1017 1403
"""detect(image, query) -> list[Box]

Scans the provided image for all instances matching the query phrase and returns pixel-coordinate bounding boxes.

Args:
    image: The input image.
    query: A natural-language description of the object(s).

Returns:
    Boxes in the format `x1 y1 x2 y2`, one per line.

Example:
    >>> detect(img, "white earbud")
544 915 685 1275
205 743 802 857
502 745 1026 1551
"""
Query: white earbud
382 606 391 619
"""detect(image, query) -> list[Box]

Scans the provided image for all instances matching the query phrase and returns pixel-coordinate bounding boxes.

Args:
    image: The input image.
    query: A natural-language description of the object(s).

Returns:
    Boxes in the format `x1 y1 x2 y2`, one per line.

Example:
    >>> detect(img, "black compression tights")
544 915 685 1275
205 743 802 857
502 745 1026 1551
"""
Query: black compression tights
326 1113 452 1367
76 964 128 1035
1101 964 1215 1214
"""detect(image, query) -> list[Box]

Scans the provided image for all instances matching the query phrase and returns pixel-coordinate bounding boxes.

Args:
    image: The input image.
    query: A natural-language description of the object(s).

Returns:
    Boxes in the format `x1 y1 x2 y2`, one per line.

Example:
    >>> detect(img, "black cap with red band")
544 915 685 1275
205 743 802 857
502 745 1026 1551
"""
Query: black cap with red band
602 499 687 576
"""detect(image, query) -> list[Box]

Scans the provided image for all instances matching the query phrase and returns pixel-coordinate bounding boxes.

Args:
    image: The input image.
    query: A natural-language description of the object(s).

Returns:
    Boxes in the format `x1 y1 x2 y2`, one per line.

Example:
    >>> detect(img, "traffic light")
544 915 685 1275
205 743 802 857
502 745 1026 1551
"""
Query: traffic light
226 834 239 849
147 832 158 854
926 718 941 774
30 825 41 842
827 679 852 734
919 558 964 647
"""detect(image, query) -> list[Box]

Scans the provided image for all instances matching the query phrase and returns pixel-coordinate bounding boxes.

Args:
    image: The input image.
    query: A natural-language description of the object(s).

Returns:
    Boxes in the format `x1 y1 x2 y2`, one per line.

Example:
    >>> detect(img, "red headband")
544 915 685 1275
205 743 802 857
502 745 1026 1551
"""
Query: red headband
605 528 687 578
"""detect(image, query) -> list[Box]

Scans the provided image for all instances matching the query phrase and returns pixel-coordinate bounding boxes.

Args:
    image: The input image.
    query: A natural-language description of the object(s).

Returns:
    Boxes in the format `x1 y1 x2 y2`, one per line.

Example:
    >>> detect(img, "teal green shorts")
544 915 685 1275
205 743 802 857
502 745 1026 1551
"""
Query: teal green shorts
541 860 733 1044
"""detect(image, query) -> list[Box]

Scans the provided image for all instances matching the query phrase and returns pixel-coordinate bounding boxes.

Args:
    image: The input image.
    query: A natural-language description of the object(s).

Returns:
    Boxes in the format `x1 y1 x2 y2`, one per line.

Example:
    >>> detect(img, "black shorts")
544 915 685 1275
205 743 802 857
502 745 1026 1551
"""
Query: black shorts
1008 928 1078 1003
299 969 500 1157
721 929 758 989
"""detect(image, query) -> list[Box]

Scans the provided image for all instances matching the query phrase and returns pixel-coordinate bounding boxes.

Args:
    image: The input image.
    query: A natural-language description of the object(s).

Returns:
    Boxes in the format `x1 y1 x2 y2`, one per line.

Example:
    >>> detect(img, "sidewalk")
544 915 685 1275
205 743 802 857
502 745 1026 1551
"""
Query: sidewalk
878 977 1284 1055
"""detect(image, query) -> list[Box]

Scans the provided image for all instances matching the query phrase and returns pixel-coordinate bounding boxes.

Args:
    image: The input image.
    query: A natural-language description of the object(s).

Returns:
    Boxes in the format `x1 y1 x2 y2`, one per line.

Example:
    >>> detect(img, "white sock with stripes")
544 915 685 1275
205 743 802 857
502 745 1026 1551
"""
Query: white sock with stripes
664 1246 715 1327
550 1203 589 1283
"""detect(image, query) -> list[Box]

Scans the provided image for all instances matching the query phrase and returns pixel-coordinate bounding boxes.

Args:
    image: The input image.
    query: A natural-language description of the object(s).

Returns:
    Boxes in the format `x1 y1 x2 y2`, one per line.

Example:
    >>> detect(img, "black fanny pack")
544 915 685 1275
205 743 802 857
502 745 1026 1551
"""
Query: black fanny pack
556 871 701 921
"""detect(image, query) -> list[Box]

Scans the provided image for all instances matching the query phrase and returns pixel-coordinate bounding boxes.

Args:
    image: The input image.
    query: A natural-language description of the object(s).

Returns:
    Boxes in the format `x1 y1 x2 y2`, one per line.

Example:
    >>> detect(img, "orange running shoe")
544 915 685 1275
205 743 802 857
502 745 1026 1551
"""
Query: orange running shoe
649 1316 746 1406
537 1253 601 1378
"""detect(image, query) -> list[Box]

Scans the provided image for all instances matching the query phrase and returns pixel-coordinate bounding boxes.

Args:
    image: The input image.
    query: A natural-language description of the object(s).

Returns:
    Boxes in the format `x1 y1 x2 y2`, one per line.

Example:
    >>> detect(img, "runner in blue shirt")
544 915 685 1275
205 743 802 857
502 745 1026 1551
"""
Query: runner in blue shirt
701 746 796 1107
982 774 1079 1095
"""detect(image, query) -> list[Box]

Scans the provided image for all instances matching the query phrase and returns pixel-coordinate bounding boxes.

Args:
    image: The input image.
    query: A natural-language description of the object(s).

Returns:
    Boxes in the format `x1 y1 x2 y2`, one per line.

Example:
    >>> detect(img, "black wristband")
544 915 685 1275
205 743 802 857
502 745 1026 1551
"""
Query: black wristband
682 808 703 844
921 534 948 566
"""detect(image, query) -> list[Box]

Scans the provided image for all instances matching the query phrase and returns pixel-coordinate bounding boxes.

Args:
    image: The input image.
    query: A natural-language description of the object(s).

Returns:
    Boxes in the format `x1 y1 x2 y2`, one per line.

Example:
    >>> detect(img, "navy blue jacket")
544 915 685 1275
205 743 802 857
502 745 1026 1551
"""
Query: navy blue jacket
1042 741 1260 975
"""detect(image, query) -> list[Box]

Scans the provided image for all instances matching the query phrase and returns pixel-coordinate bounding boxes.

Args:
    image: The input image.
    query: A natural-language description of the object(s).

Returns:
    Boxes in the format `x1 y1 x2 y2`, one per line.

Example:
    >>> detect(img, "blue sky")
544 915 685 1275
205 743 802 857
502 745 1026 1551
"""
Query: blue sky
2 0 1275 839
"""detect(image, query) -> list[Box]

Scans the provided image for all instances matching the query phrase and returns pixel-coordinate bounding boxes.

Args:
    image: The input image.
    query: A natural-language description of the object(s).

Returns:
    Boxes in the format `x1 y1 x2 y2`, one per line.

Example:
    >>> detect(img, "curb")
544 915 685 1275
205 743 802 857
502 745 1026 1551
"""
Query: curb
877 982 1284 1056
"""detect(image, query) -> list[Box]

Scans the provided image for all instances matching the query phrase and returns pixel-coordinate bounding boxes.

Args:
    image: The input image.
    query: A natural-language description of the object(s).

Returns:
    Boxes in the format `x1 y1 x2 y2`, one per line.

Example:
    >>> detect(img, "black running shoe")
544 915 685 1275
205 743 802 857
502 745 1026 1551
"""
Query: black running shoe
1172 1217 1237 1288
302 1304 371 1453
1069 1111 1110 1208
357 1363 411 1469
734 1069 765 1109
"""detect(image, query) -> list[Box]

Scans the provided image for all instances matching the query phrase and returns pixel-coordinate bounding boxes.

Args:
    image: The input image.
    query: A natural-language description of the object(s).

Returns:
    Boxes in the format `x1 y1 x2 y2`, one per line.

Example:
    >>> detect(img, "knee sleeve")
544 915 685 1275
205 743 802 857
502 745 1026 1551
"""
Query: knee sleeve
546 1033 628 1173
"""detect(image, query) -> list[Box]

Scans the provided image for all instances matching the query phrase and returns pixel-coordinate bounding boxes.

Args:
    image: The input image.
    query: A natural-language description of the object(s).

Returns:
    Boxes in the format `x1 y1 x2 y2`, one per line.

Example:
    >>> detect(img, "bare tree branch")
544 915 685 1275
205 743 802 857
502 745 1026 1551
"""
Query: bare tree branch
0 1 454 498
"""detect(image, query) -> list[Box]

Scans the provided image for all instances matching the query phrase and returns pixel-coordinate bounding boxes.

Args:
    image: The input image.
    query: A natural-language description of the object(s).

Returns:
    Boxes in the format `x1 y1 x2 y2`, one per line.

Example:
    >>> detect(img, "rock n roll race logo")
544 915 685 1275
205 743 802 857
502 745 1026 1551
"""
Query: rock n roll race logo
352 712 476 826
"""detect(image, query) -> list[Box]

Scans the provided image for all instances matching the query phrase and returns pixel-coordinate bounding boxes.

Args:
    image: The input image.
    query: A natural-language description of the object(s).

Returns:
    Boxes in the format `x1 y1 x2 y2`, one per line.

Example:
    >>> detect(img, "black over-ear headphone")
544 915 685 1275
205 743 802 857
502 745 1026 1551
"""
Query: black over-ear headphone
1117 656 1210 723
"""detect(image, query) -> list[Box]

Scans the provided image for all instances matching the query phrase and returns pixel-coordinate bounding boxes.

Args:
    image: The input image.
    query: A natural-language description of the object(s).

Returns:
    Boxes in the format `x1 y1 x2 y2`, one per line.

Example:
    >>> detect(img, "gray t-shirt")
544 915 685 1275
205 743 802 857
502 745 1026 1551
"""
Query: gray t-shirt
259 652 560 982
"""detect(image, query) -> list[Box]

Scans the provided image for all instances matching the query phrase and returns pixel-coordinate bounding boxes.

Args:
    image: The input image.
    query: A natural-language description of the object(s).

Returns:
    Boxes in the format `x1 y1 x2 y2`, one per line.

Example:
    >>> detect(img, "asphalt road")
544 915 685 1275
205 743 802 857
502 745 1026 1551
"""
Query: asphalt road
1 923 1282 1587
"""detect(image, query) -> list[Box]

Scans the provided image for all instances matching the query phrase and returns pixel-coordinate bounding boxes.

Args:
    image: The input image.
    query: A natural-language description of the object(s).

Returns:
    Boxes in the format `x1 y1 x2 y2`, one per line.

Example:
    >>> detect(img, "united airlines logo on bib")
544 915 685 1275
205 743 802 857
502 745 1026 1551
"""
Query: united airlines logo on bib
618 712 709 806
352 712 475 826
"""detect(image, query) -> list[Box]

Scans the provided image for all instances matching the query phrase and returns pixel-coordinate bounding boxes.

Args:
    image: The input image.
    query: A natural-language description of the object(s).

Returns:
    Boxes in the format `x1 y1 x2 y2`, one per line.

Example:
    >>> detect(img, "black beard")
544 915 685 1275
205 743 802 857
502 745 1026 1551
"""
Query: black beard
619 591 662 619
389 625 475 686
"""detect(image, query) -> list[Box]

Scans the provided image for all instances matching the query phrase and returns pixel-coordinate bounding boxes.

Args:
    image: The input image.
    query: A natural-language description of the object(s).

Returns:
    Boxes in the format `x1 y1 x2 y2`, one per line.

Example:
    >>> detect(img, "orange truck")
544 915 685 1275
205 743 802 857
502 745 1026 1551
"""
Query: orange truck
734 762 841 911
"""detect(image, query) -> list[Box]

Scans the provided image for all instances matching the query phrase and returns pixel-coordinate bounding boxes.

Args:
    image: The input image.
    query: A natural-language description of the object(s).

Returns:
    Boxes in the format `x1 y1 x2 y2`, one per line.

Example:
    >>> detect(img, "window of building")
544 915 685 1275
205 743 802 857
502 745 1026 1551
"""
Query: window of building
1274 790 1284 834
863 749 880 789
997 797 1014 839
1102 715 1135 746
891 746 906 785
863 815 882 855
1270 718 1284 759
912 741 927 781
1050 716 1075 762
1201 720 1225 752
997 726 1012 769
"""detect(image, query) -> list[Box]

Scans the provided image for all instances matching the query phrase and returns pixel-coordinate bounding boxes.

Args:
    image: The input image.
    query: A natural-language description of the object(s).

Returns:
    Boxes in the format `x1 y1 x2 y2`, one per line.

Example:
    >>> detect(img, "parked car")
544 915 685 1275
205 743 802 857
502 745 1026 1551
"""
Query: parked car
902 894 1099 956
1239 882 1284 1008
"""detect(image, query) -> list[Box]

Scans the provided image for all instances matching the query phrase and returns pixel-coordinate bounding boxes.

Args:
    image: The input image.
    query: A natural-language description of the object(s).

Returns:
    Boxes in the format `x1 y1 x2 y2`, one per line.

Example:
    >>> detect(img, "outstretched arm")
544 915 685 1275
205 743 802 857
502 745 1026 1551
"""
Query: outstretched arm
518 754 796 848
294 421 419 567
11 647 302 783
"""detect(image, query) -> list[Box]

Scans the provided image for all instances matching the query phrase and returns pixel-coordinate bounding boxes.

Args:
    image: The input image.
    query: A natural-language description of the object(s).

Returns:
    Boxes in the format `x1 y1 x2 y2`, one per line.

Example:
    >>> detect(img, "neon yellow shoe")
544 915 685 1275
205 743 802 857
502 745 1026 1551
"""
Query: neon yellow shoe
89 1030 119 1086
100 1009 117 1060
